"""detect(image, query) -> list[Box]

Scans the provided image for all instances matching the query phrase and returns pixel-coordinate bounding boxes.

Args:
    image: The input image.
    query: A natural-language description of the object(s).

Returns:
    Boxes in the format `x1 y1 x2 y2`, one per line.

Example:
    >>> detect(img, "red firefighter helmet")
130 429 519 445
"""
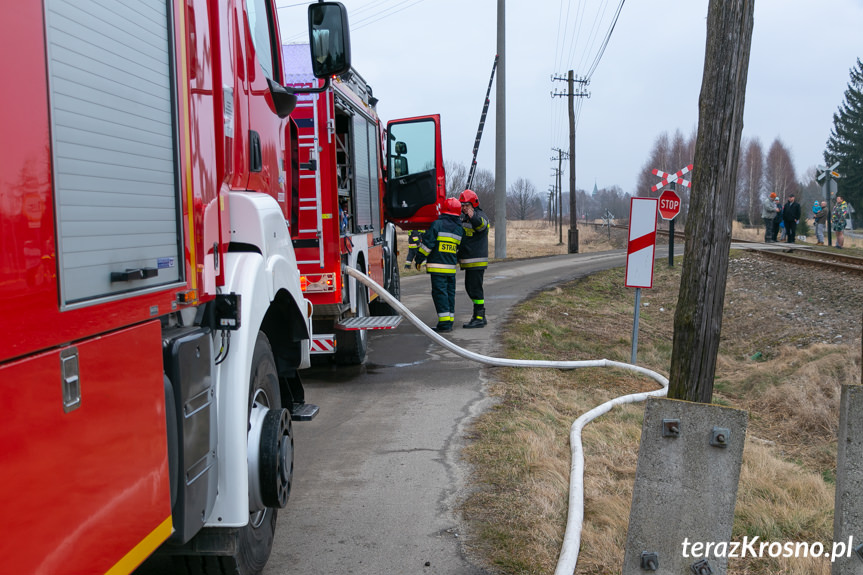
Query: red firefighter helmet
459 189 479 207
442 197 462 216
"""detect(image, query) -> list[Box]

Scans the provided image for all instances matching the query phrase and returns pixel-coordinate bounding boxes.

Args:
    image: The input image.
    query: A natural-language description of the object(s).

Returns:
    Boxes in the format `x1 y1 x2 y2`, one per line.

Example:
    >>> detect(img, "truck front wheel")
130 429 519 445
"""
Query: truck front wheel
237 331 286 574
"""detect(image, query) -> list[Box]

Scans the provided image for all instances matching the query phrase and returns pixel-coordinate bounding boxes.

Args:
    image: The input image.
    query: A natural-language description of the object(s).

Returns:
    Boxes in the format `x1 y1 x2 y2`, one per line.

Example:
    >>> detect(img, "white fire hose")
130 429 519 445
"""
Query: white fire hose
344 266 669 574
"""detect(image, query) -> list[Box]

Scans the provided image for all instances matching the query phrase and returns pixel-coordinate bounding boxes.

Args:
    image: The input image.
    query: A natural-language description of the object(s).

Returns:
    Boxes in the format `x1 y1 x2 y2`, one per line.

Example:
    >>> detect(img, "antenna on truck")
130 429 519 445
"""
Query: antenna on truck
465 55 498 191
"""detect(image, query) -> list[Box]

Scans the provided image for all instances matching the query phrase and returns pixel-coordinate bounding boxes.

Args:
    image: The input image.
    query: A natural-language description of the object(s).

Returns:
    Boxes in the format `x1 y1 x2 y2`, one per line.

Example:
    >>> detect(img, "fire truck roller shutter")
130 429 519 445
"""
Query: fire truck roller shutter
351 113 380 233
44 0 183 306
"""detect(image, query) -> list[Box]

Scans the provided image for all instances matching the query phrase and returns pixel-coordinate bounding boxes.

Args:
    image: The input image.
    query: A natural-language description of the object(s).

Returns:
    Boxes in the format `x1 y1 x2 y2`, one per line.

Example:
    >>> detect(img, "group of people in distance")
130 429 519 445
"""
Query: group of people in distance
404 190 490 333
762 192 851 248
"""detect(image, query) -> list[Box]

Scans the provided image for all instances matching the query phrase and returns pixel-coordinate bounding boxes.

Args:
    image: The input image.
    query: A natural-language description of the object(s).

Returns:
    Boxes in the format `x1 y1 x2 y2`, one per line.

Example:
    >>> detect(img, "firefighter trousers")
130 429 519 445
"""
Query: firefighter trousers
430 273 456 323
464 268 485 312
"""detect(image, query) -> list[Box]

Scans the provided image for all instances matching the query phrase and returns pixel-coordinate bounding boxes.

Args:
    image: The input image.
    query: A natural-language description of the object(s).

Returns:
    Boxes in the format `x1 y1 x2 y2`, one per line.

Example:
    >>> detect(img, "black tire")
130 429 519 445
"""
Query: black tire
335 279 369 365
370 242 401 317
237 332 284 574
174 332 283 575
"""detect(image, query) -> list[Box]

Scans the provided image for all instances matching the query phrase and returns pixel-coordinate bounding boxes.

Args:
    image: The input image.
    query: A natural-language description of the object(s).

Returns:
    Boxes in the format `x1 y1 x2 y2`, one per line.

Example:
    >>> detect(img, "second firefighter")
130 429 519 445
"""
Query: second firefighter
413 198 464 332
458 189 489 328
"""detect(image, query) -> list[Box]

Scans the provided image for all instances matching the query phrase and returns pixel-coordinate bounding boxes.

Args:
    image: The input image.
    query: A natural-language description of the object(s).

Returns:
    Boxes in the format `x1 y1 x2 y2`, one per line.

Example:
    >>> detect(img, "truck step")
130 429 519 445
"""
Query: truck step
335 316 402 331
291 403 319 422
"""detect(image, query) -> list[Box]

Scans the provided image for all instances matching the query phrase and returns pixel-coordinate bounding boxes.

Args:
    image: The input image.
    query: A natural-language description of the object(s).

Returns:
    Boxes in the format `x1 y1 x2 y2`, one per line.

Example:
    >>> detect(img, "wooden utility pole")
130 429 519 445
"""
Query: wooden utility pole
552 147 568 245
667 0 755 403
551 73 588 252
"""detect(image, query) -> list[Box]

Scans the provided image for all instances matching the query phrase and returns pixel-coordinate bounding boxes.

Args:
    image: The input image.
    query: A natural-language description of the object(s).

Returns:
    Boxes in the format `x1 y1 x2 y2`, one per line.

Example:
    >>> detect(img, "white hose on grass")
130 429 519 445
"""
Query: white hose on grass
344 266 669 574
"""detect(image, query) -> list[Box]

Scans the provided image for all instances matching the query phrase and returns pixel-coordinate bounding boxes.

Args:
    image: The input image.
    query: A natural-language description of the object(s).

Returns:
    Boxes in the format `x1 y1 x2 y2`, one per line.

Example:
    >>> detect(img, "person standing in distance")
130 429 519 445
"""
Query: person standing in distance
761 193 779 242
413 198 464 332
832 194 850 248
457 189 490 328
783 193 801 243
405 229 422 269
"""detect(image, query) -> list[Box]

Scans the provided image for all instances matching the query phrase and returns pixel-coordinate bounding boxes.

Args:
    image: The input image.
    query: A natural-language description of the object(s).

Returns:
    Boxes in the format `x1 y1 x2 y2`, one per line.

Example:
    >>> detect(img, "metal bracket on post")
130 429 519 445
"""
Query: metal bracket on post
640 551 659 571
662 419 681 438
691 558 714 574
710 427 730 448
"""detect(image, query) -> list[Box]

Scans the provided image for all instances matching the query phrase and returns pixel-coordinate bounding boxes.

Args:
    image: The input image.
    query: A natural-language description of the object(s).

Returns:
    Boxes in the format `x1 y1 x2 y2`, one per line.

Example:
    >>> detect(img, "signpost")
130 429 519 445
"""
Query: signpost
817 161 840 246
658 189 681 266
652 164 691 266
625 197 658 364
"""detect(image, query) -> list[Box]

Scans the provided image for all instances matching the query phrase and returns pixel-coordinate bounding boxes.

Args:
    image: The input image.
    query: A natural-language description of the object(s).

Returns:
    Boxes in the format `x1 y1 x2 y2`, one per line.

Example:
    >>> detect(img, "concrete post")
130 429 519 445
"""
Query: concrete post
622 397 748 574
833 385 863 575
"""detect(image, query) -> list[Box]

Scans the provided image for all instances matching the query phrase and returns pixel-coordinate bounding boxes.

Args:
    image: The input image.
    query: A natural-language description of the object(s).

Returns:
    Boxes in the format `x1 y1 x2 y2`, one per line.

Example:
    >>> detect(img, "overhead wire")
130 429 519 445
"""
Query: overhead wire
278 0 427 41
550 0 627 191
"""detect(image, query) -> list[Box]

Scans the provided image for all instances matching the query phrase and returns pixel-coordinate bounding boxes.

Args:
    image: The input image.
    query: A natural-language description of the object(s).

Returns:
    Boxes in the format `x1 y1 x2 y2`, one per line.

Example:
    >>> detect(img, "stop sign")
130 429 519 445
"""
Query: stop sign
658 189 681 220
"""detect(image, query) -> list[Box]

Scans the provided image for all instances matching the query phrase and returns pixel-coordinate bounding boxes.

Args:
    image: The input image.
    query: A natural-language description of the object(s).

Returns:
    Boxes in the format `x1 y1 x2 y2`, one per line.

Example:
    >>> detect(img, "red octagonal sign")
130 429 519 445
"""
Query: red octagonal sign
658 189 681 220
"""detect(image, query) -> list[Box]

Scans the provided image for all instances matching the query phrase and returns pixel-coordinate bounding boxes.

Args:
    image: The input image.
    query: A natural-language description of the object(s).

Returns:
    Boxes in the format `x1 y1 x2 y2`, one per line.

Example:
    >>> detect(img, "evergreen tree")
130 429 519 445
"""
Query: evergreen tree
825 58 863 225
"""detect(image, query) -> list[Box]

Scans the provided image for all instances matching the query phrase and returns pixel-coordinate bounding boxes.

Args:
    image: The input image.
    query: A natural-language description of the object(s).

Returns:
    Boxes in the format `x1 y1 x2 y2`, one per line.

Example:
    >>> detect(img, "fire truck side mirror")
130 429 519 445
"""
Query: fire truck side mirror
308 2 351 79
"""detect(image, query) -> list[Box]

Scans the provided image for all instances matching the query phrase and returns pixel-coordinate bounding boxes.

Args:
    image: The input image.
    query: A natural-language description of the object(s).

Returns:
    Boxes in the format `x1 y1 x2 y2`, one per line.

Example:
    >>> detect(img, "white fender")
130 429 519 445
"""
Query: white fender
205 192 310 527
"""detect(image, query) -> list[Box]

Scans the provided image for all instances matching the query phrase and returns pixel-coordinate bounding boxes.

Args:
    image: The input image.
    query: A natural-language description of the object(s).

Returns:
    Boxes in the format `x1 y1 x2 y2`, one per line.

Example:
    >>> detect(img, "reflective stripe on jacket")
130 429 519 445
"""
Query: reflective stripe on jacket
407 230 422 248
417 214 464 274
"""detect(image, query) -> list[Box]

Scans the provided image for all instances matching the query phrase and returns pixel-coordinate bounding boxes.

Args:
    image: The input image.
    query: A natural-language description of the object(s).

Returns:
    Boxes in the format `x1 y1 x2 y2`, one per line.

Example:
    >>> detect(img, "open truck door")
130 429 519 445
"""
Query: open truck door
384 115 445 230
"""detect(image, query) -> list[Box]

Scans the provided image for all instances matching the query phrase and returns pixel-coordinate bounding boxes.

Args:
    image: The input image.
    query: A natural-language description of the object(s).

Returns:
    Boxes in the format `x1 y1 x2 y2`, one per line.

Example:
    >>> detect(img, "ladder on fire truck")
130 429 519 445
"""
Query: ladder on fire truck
465 55 498 191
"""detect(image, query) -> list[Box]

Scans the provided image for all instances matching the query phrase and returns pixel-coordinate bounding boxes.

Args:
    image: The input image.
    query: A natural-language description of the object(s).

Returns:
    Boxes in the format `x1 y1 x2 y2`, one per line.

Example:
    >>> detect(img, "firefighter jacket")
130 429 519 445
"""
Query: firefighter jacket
458 206 489 269
407 230 422 249
415 214 464 274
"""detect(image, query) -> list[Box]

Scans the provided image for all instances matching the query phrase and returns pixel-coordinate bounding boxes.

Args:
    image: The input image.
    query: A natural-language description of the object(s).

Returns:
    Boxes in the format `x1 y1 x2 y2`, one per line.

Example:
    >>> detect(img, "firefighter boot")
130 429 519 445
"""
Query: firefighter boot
463 306 487 329
434 321 453 333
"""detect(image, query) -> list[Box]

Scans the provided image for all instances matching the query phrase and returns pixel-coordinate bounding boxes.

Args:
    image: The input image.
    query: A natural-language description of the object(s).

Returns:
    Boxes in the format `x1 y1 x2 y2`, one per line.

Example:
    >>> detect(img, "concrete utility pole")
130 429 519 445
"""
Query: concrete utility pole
668 0 755 403
551 73 589 253
494 0 506 259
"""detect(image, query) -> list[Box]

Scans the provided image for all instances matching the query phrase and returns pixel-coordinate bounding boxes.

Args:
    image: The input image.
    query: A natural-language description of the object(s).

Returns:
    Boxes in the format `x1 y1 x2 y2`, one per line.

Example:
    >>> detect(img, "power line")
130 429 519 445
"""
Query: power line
585 0 626 79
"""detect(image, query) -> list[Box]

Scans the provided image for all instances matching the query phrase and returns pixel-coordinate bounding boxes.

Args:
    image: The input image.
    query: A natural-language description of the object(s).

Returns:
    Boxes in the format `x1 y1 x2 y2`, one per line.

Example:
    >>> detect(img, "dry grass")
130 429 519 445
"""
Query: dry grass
459 235 861 575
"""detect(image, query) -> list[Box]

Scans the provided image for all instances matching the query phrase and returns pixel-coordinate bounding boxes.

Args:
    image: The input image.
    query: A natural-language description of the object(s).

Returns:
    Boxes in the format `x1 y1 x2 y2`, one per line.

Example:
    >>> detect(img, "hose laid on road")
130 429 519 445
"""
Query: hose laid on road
343 266 668 575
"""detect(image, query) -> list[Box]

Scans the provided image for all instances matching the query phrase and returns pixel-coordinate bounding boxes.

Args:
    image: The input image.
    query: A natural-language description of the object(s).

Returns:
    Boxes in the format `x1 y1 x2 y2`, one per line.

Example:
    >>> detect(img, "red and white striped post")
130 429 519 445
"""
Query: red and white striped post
625 197 658 364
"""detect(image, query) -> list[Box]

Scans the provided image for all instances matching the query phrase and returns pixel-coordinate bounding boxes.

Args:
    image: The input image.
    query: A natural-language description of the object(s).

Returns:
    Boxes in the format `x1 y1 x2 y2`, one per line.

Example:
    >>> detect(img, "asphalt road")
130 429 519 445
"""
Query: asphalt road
266 249 635 575
135 248 641 575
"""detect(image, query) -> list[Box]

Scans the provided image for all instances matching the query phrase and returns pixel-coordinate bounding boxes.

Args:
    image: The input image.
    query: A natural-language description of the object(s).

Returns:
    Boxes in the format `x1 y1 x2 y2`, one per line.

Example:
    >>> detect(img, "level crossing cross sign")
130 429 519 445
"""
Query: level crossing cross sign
650 164 693 192
658 189 681 220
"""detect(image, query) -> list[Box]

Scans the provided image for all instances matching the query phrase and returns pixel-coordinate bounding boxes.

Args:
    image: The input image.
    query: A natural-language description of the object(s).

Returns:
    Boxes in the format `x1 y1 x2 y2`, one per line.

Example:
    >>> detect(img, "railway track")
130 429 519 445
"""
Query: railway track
584 222 863 275
747 244 863 275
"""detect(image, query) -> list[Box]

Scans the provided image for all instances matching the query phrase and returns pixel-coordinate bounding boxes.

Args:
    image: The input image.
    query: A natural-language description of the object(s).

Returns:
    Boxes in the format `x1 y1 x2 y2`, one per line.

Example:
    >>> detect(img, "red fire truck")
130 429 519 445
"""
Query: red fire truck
0 2 351 574
282 44 446 364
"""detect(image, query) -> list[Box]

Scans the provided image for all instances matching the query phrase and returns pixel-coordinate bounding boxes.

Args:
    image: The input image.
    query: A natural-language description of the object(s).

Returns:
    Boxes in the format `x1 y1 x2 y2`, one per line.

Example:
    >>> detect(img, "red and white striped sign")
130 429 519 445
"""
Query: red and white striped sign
310 335 335 354
650 164 693 192
625 198 658 289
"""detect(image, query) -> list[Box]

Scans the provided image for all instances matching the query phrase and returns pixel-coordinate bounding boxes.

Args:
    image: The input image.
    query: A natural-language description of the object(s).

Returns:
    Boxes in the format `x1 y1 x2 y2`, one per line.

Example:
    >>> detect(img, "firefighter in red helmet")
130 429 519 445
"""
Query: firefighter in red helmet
457 189 489 328
413 197 465 332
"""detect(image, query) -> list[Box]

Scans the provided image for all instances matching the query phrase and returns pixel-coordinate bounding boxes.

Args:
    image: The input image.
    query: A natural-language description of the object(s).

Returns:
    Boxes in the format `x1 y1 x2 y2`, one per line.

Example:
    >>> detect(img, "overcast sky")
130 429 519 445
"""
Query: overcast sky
277 0 862 198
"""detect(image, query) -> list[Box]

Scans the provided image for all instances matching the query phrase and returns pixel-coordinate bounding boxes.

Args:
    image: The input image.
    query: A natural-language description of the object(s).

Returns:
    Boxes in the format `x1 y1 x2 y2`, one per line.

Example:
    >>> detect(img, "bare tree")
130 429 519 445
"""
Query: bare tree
764 138 798 202
668 0 755 403
740 138 764 224
507 178 539 220
471 168 496 224
444 160 468 199
638 130 696 224
636 132 671 195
